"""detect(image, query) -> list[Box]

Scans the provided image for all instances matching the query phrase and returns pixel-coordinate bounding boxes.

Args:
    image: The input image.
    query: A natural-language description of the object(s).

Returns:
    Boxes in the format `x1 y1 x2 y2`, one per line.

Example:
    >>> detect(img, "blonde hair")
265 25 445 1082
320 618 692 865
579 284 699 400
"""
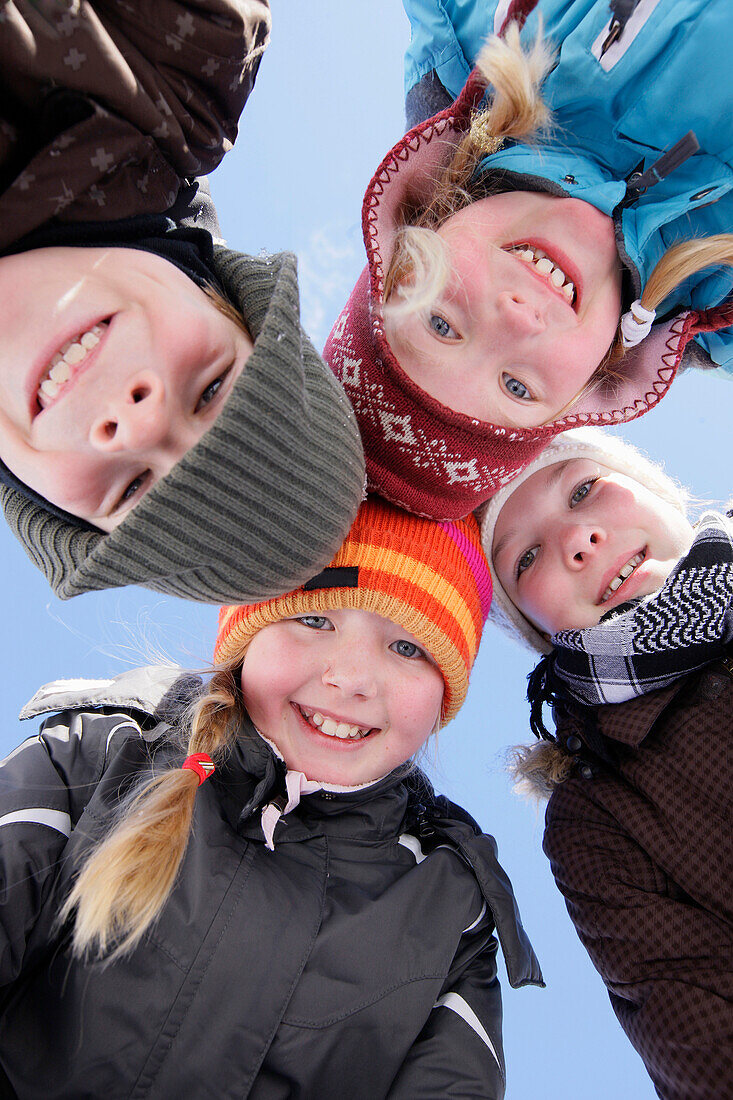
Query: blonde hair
384 24 554 315
60 659 245 962
61 640 443 961
384 23 733 402
576 235 733 406
509 740 574 801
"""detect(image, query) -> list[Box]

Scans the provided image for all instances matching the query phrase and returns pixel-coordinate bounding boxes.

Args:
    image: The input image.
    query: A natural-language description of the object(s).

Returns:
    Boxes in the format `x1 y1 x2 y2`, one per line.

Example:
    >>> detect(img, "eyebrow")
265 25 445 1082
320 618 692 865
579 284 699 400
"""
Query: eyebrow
491 461 573 568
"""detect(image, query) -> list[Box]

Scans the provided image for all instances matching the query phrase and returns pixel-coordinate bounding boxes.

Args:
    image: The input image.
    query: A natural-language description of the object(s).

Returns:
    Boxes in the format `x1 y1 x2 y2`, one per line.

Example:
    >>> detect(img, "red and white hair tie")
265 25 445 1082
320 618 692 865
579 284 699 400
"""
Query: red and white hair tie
181 753 215 786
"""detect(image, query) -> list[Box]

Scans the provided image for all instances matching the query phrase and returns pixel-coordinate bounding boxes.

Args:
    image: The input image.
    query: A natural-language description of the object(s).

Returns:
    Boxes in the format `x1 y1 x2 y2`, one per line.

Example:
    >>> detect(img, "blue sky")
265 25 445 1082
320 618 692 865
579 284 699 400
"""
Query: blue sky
2 3 728 1095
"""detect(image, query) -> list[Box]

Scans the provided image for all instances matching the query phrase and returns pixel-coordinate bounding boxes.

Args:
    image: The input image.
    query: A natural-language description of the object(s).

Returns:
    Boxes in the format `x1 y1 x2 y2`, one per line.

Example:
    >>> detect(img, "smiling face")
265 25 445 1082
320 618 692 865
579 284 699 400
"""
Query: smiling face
0 246 254 530
383 191 623 427
240 608 445 786
492 459 694 635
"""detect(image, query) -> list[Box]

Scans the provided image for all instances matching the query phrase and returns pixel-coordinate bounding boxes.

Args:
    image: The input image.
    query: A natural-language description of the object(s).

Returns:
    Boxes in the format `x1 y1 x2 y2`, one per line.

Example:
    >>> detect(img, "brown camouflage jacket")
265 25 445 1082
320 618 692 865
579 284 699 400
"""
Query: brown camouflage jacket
544 653 733 1099
0 0 270 250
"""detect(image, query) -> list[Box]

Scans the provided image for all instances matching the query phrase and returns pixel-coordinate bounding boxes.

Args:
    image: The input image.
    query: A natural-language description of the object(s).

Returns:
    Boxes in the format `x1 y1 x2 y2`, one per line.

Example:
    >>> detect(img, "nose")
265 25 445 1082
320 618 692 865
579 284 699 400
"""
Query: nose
559 523 606 568
322 644 378 700
88 372 169 453
495 291 546 336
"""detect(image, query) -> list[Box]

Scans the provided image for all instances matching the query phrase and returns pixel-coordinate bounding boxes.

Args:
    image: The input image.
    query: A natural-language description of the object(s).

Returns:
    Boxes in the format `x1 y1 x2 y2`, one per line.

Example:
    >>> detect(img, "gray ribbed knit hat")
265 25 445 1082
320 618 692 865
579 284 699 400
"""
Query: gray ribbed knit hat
1 247 366 603
479 428 690 654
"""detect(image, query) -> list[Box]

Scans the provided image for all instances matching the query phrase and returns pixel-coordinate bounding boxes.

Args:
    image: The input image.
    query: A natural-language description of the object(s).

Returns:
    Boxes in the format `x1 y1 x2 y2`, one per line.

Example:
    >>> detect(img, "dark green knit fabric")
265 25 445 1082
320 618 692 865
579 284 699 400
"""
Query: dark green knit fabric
1 248 366 603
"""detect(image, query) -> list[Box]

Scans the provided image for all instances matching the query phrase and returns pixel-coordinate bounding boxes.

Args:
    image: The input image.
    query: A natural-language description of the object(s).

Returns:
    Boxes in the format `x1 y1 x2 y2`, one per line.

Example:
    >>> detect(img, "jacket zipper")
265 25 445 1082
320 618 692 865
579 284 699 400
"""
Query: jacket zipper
591 0 662 71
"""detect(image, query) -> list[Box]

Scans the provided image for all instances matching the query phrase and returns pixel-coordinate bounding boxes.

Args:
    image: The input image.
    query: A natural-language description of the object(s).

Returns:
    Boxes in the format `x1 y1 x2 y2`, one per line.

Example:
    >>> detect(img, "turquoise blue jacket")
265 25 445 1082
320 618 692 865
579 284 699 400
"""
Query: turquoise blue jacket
403 0 733 371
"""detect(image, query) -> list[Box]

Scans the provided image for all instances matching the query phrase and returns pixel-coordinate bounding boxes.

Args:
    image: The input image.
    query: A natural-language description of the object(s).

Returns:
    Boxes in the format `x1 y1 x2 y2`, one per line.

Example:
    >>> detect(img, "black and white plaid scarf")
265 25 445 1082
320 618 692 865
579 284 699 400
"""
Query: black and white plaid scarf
551 511 733 705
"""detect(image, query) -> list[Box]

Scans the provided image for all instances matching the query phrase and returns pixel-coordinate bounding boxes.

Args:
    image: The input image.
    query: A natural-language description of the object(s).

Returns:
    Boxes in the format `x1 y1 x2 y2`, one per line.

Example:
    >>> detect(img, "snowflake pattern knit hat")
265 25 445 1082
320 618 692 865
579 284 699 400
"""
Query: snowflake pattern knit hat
0 248 366 603
323 66 719 521
216 496 493 726
479 427 689 655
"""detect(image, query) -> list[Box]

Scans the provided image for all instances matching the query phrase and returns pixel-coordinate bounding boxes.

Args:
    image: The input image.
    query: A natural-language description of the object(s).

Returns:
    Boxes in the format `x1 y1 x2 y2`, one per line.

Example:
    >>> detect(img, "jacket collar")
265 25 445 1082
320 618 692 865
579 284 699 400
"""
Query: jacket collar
213 714 411 843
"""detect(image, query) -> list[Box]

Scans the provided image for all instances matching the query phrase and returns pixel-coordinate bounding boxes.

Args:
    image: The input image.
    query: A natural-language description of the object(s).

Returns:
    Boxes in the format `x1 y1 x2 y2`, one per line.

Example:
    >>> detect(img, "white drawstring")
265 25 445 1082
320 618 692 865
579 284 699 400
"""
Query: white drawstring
261 770 322 851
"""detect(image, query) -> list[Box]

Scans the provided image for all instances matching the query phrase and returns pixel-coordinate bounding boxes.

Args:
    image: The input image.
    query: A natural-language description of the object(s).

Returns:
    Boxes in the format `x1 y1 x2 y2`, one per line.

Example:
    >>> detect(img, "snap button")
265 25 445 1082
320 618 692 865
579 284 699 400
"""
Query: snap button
566 735 582 753
563 174 577 184
579 764 594 780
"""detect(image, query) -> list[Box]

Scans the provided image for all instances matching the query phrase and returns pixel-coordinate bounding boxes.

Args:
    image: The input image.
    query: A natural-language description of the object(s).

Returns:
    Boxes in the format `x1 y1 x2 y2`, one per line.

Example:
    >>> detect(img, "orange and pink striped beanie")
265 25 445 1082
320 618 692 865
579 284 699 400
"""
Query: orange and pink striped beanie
215 497 492 725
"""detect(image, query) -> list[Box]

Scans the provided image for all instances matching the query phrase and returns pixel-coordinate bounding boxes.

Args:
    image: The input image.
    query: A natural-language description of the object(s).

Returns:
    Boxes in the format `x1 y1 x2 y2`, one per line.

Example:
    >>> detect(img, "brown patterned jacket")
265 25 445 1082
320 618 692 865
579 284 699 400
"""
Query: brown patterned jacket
0 0 270 250
543 653 733 1100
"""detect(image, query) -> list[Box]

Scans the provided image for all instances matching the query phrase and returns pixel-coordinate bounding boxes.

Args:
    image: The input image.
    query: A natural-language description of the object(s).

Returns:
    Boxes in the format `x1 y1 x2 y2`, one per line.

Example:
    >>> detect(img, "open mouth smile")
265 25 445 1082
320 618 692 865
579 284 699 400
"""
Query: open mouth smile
295 704 377 741
505 244 577 308
599 549 646 604
36 320 110 410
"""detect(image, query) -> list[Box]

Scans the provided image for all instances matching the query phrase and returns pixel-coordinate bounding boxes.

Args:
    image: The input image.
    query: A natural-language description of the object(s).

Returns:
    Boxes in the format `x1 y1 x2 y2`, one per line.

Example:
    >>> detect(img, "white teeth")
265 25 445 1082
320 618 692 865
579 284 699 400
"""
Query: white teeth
508 245 576 305
36 321 108 409
49 361 71 384
600 553 645 603
301 708 367 739
64 342 86 365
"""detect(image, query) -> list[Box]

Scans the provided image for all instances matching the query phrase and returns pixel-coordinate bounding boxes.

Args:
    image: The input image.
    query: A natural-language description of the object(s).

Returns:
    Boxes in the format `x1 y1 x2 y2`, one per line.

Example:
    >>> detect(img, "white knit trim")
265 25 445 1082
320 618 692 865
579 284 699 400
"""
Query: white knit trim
480 427 689 655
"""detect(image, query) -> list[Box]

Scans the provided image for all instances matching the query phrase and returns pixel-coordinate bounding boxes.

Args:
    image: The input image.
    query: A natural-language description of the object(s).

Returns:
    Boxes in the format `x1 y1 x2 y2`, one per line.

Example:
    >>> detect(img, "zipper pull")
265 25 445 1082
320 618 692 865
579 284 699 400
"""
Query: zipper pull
623 131 700 204
601 0 639 56
600 19 623 56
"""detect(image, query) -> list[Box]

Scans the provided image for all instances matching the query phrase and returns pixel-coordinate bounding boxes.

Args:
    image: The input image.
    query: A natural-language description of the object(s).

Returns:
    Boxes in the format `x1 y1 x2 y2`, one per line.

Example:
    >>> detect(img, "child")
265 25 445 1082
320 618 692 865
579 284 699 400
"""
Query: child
0 0 365 604
481 427 733 1099
0 497 542 1098
324 0 733 521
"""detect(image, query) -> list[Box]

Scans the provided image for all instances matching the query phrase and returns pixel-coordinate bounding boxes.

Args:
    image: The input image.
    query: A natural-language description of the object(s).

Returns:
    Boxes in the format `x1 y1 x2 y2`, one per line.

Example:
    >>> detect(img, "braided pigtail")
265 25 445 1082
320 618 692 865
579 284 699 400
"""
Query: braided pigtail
61 665 245 962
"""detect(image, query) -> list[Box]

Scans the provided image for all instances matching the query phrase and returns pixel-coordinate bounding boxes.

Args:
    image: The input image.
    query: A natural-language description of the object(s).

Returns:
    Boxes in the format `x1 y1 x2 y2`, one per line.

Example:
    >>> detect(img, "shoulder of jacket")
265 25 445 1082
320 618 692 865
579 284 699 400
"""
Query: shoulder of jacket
19 665 195 722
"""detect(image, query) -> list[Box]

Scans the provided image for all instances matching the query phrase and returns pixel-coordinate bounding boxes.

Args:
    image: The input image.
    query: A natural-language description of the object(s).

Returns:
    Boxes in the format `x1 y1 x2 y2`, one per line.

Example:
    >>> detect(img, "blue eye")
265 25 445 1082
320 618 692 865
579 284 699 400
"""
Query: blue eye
429 314 458 339
503 374 532 400
296 615 333 631
390 639 425 659
570 478 598 505
516 546 538 579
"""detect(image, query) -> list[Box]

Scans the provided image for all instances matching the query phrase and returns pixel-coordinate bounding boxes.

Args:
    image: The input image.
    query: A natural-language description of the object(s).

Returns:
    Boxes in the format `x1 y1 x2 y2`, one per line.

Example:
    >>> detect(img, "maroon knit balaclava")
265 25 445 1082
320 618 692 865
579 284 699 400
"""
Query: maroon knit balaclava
323 56 724 521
